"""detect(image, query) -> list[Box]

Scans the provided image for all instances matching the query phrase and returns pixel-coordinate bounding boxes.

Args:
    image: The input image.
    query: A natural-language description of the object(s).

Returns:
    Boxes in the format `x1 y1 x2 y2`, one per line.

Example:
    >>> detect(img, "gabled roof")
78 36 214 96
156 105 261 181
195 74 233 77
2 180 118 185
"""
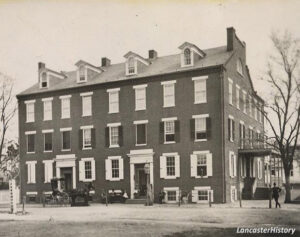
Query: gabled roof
123 51 150 65
75 60 104 72
178 42 206 57
17 46 232 97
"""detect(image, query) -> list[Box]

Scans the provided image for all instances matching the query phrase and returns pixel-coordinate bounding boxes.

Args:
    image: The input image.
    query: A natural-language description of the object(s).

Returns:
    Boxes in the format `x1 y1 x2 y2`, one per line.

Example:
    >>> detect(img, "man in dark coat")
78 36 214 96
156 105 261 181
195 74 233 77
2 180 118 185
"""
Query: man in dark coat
272 182 281 208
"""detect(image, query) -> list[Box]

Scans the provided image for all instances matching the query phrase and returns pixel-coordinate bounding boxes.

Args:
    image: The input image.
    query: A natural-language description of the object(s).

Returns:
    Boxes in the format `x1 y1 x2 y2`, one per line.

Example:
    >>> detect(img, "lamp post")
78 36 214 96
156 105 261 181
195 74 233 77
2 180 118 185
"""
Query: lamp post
144 163 152 206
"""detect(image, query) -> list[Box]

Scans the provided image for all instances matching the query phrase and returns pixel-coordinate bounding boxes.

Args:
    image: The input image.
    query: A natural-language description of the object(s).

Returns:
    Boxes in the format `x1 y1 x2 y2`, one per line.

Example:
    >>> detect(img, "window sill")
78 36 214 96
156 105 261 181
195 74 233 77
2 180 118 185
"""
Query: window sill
181 63 193 68
44 150 53 153
164 141 176 145
195 176 209 178
77 80 87 84
164 176 177 179
82 179 94 182
82 114 92 117
27 182 36 184
194 101 207 104
195 139 207 142
43 119 52 121
108 178 121 181
135 108 146 112
82 147 92 150
61 117 70 119
136 144 147 147
26 121 34 123
163 105 175 108
62 149 71 152
236 107 240 110
26 152 35 154
109 145 120 148
108 111 119 114
165 200 178 204
44 181 50 184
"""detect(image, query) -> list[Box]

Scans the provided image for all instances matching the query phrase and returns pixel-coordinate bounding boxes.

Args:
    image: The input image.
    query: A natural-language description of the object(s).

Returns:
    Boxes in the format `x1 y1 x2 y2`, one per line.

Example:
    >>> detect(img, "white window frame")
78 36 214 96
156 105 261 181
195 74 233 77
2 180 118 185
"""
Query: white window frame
26 161 37 184
25 131 36 154
258 158 263 179
107 88 120 114
228 78 233 105
192 76 207 104
133 84 147 111
237 59 243 76
229 151 237 178
42 129 54 153
191 150 213 178
77 65 87 83
108 123 121 148
162 117 177 144
81 125 93 150
192 186 213 204
126 57 137 76
134 120 148 146
160 152 180 179
40 71 49 88
105 156 124 181
181 47 194 67
42 97 53 121
43 160 54 183
242 90 247 114
163 187 179 203
25 100 35 123
79 157 96 182
236 85 240 110
60 127 72 151
229 115 234 142
161 81 176 108
80 92 93 117
193 114 209 142
59 95 71 119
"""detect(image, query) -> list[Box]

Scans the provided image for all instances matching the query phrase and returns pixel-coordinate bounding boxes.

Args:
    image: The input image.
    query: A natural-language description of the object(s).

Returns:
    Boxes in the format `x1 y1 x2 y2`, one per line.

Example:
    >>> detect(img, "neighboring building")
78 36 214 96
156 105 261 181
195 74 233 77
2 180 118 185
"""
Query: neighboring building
17 27 275 203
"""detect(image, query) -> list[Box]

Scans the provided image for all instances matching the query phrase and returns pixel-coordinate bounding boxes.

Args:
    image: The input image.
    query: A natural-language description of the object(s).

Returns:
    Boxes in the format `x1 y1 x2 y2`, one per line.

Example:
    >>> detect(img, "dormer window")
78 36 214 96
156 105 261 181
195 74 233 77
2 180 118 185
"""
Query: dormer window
237 59 243 76
184 48 191 65
79 65 86 82
40 72 48 88
128 57 135 74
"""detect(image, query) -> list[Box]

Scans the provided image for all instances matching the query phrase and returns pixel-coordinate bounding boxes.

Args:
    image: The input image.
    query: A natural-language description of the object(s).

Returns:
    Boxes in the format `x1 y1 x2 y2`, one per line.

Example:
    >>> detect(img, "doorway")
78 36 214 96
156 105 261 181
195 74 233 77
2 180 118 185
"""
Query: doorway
60 167 73 192
135 164 147 198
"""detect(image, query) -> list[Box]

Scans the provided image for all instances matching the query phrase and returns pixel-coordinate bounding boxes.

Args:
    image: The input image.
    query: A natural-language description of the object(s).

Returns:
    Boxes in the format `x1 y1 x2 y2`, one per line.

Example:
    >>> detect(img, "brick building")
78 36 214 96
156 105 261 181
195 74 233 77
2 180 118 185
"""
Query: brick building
17 27 276 203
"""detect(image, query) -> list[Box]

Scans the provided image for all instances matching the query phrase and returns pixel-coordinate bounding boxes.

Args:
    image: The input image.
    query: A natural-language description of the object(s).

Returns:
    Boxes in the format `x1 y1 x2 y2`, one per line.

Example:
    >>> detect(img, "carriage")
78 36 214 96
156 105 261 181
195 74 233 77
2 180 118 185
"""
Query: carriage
43 177 70 206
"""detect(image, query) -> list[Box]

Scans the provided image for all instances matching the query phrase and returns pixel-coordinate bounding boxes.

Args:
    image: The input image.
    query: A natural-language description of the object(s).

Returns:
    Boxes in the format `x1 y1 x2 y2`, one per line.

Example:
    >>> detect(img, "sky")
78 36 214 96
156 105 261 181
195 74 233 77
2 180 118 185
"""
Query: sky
0 0 300 140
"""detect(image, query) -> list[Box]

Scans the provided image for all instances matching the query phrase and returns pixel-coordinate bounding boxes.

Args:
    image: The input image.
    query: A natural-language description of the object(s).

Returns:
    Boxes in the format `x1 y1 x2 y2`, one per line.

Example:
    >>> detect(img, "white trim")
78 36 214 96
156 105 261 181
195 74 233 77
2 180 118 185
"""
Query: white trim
161 80 176 85
80 125 94 129
193 150 210 155
26 161 37 165
133 84 147 89
26 191 38 195
80 91 93 97
236 85 240 89
194 186 211 190
24 100 36 104
25 131 36 135
162 152 178 156
133 120 148 125
192 114 209 119
249 125 253 129
41 97 53 102
59 95 72 99
43 191 53 195
256 130 261 133
228 78 233 84
89 190 95 194
228 114 234 120
81 157 94 161
107 88 120 93
192 76 208 81
107 156 122 160
42 160 54 164
163 187 179 191
42 129 54 133
86 65 102 73
107 122 121 127
161 117 177 122
60 127 72 132
239 120 245 125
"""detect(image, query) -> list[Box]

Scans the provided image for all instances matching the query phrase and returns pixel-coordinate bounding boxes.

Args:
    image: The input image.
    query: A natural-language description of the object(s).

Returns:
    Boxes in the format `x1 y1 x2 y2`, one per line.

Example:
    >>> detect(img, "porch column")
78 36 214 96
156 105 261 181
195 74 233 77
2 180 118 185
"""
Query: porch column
150 162 154 201
56 167 61 190
130 163 135 199
72 166 76 189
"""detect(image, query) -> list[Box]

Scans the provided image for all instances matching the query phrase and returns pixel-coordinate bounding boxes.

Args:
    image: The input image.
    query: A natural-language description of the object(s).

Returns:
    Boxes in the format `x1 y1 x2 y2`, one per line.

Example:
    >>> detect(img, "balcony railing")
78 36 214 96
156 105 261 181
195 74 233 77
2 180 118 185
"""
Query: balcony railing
239 138 269 150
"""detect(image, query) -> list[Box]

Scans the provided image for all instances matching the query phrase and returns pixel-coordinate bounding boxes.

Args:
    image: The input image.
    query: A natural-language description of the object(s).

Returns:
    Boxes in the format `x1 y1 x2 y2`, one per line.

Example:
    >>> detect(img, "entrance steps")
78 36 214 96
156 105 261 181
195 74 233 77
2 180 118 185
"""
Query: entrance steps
125 199 146 204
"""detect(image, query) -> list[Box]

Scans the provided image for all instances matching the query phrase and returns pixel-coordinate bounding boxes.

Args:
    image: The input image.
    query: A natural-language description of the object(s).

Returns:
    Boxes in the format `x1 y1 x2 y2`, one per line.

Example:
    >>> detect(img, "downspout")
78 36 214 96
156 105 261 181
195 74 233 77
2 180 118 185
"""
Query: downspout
220 66 226 203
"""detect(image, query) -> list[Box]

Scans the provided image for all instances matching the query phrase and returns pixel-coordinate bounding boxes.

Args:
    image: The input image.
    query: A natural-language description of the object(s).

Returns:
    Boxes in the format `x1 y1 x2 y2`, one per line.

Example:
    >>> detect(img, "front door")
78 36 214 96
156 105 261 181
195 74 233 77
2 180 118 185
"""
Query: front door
60 167 73 192
134 164 147 198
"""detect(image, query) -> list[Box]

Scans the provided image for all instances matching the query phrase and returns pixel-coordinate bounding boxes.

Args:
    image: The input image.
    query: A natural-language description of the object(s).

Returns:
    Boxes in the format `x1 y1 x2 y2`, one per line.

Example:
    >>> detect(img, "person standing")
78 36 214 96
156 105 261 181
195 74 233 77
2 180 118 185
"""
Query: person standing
272 182 281 208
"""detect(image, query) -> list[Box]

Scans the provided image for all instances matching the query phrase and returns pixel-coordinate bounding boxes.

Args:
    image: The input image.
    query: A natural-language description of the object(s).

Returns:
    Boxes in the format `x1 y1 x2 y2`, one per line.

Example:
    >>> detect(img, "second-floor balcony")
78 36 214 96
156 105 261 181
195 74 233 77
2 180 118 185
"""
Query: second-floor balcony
238 138 278 156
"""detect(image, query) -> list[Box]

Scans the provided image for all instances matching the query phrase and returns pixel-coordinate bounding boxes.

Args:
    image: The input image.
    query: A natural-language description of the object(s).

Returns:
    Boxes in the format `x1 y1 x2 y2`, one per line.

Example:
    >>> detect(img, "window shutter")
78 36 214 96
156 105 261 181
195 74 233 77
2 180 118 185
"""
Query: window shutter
206 117 211 139
31 163 36 183
91 159 96 181
47 162 53 182
43 163 47 183
243 125 246 139
91 128 96 148
79 160 84 181
232 121 235 141
175 120 180 143
27 164 30 183
190 119 195 141
190 154 197 177
207 153 213 177
105 127 109 147
175 155 180 178
210 190 214 203
229 154 232 177
78 129 83 150
234 155 237 177
119 126 123 147
160 156 166 178
191 190 198 203
119 158 124 180
105 159 111 180
159 122 164 144
228 119 231 141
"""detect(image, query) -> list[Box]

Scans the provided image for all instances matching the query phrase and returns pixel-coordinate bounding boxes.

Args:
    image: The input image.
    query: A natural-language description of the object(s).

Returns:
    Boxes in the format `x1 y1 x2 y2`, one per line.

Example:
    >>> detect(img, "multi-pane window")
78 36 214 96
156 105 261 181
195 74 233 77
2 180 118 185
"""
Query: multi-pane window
82 95 92 116
108 90 119 113
40 72 48 88
228 116 235 142
195 117 207 140
162 82 175 107
166 156 175 177
136 123 147 145
236 86 240 109
61 97 71 119
26 102 35 122
229 151 236 177
239 122 246 148
110 126 119 147
111 159 120 178
128 57 135 74
242 91 247 114
228 79 233 105
27 134 35 153
193 78 207 104
43 99 52 121
79 65 86 82
167 191 177 201
26 161 36 184
83 128 92 149
197 154 207 177
198 190 208 201
62 130 71 150
44 132 53 152
134 86 146 110
165 120 175 143
84 161 92 179
184 48 191 65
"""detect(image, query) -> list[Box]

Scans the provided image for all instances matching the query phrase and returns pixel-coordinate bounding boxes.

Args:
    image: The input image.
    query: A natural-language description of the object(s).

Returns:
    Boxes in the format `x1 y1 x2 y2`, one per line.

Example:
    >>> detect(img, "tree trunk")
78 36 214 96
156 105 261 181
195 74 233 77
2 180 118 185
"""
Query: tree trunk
284 171 292 203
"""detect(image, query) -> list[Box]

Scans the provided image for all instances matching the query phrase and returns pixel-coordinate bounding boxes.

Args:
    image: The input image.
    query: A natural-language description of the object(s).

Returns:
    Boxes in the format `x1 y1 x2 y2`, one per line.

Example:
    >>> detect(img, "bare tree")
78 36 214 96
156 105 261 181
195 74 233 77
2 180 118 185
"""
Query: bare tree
0 73 17 169
261 30 300 203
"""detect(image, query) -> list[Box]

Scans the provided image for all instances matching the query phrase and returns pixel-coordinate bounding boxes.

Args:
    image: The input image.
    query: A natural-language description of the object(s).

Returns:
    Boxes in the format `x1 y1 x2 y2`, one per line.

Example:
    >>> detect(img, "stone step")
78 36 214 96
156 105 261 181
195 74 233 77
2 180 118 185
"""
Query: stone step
125 199 147 204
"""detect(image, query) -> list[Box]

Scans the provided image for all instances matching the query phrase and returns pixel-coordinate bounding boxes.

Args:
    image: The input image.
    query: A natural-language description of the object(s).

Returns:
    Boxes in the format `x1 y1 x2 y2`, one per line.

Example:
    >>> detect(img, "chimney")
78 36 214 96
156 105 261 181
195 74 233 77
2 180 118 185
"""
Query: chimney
227 27 235 51
148 50 158 60
38 62 45 71
101 57 111 67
